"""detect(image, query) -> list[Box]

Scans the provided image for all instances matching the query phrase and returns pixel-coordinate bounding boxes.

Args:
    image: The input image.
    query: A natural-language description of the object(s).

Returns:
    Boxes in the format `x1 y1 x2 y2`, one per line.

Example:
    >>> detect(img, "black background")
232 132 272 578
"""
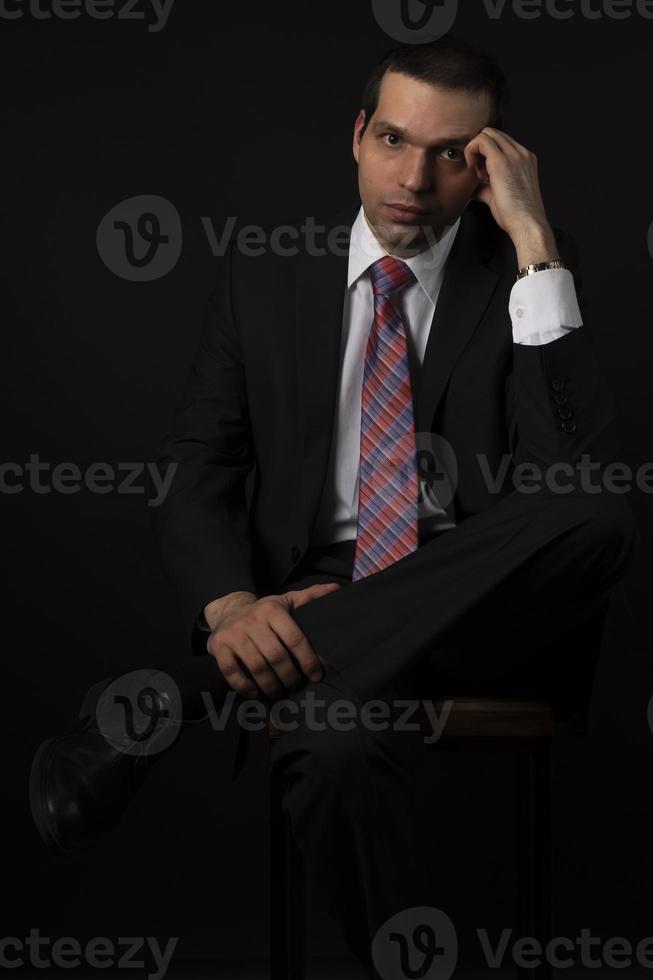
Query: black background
3 0 652 972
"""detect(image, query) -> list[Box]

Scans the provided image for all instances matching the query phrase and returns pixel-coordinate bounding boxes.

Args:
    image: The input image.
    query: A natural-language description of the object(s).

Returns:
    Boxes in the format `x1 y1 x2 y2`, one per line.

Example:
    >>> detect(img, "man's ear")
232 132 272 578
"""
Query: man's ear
352 109 366 163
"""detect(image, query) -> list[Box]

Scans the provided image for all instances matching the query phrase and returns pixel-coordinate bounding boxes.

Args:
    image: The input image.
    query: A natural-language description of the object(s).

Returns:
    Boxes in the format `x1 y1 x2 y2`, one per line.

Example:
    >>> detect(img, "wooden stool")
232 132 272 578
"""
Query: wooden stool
269 698 556 980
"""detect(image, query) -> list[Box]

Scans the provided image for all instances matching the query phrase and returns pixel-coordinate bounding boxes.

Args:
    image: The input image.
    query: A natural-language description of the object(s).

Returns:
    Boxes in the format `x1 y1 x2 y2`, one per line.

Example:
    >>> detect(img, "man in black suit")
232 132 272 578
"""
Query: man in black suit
31 35 638 979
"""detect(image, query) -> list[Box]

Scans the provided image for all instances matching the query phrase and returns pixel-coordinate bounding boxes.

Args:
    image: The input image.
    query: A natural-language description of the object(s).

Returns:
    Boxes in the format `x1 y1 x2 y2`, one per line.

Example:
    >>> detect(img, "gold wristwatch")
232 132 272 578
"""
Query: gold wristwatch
516 259 566 281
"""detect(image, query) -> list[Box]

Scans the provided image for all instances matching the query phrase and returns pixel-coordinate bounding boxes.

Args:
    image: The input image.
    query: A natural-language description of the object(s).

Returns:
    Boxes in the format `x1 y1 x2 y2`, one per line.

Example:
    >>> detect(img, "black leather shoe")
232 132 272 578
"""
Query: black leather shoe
29 668 189 857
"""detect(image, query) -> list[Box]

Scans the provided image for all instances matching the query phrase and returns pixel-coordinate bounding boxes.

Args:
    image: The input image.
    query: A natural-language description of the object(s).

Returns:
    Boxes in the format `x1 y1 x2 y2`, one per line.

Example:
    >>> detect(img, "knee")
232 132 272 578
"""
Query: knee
576 491 639 580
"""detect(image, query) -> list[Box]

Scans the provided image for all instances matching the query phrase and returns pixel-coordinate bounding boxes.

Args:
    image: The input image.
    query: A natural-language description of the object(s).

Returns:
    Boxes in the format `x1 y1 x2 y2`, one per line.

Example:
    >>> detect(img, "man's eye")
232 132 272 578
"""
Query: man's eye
441 147 463 162
382 133 402 147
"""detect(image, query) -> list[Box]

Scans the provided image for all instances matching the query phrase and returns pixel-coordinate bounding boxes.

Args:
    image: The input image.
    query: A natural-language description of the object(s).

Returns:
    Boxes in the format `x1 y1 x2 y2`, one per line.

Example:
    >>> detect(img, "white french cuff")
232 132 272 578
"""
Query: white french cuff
509 267 583 346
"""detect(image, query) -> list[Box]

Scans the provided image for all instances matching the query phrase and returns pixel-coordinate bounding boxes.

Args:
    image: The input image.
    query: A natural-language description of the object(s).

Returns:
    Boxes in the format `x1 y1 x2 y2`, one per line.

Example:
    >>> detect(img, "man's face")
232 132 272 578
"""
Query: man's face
353 71 492 256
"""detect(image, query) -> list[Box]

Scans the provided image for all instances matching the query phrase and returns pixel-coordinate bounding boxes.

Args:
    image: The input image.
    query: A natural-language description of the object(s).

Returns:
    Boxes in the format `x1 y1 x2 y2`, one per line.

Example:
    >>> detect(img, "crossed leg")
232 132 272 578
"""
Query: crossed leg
291 485 639 701
270 486 639 978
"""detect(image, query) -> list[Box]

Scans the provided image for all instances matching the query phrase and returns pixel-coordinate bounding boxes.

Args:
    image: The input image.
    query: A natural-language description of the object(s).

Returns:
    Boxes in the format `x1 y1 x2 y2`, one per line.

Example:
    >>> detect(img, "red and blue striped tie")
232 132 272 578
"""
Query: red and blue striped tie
352 255 419 582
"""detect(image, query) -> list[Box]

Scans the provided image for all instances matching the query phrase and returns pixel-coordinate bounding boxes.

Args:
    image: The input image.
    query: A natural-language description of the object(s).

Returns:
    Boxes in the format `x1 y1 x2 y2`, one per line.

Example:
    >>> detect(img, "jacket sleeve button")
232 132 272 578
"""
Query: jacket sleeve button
557 406 573 420
561 420 577 434
550 379 565 391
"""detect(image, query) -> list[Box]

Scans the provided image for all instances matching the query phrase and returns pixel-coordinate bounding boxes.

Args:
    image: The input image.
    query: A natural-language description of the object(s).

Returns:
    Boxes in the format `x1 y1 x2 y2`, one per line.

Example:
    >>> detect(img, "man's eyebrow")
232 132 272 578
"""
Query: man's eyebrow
371 119 476 146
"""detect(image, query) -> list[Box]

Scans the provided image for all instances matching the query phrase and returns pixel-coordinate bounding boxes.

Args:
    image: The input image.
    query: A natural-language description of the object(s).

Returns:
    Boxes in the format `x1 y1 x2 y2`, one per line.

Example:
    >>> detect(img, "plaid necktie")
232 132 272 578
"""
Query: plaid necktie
352 255 419 582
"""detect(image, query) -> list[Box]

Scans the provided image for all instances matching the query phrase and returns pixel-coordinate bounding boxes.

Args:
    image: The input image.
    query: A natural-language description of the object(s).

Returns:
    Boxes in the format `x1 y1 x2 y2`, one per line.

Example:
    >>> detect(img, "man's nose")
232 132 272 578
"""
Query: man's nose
398 151 434 194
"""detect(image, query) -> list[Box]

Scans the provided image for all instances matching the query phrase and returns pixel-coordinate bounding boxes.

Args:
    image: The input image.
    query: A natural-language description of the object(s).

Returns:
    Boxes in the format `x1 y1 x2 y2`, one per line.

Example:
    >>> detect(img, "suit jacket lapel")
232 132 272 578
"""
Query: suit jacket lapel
294 202 358 539
414 203 499 434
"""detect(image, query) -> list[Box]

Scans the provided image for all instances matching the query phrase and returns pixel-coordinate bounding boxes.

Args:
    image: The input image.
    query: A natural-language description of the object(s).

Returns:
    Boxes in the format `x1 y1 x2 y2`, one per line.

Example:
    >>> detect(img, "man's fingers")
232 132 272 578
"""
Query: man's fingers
464 139 490 183
245 622 306 691
465 130 512 178
211 632 285 700
268 607 325 682
277 582 341 680
481 126 528 156
210 614 324 695
286 581 341 609
465 129 501 161
211 642 259 699
237 657 286 700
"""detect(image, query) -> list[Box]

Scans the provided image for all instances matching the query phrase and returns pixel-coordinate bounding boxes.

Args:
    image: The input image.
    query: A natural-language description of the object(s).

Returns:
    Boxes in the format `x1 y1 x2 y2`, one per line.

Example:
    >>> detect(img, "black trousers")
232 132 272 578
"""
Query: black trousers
263 486 638 979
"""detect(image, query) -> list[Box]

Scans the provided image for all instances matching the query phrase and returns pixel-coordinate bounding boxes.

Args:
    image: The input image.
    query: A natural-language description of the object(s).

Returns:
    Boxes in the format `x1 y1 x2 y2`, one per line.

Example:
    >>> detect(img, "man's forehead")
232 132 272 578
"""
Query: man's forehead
373 74 491 140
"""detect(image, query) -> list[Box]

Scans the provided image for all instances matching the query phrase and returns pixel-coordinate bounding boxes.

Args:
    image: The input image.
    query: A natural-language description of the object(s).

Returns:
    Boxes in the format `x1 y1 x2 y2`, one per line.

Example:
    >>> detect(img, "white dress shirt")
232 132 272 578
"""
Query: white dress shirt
309 205 583 548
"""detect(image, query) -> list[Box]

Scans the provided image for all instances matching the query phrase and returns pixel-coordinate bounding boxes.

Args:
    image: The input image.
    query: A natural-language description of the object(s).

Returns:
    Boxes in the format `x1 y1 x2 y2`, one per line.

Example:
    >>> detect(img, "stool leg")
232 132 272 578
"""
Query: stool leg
515 740 552 980
270 764 287 980
270 763 306 980
285 819 306 980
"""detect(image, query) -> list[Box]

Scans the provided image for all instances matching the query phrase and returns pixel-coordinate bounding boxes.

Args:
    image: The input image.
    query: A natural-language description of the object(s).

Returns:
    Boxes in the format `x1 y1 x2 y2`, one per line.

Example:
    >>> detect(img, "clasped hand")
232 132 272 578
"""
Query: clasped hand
206 583 338 701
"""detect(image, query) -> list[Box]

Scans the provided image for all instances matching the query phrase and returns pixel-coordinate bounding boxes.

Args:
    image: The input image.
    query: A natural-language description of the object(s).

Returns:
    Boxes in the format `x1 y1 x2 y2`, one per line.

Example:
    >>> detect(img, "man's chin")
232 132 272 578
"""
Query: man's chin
375 219 443 256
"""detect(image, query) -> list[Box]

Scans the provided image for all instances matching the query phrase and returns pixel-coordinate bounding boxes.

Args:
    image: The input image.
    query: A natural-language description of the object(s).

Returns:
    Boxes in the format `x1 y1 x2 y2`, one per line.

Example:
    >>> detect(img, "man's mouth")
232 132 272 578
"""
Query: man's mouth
384 203 431 224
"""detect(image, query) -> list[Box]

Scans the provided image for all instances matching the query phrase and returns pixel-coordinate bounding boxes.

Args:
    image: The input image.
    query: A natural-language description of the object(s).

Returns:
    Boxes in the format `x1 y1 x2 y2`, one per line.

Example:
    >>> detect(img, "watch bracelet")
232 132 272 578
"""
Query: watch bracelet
516 259 566 280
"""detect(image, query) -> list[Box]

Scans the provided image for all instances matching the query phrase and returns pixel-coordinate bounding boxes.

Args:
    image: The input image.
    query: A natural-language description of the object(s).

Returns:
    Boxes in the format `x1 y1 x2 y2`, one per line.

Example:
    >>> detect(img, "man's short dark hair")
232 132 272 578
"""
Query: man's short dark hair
360 35 511 136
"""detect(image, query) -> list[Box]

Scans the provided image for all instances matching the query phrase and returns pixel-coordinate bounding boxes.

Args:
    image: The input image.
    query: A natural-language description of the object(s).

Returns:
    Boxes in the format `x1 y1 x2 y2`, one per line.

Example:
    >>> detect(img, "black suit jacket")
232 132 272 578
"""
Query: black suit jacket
149 199 622 654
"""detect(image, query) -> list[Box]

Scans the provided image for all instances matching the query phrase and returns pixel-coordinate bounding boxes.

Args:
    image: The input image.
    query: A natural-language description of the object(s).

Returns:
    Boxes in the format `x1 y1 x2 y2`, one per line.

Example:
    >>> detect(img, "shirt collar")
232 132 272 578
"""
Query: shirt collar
347 203 461 306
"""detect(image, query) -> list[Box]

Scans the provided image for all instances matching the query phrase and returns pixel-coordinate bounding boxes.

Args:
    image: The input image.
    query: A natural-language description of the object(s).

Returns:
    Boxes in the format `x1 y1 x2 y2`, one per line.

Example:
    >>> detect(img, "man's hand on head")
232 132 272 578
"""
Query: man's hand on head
205 583 339 702
464 127 559 267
